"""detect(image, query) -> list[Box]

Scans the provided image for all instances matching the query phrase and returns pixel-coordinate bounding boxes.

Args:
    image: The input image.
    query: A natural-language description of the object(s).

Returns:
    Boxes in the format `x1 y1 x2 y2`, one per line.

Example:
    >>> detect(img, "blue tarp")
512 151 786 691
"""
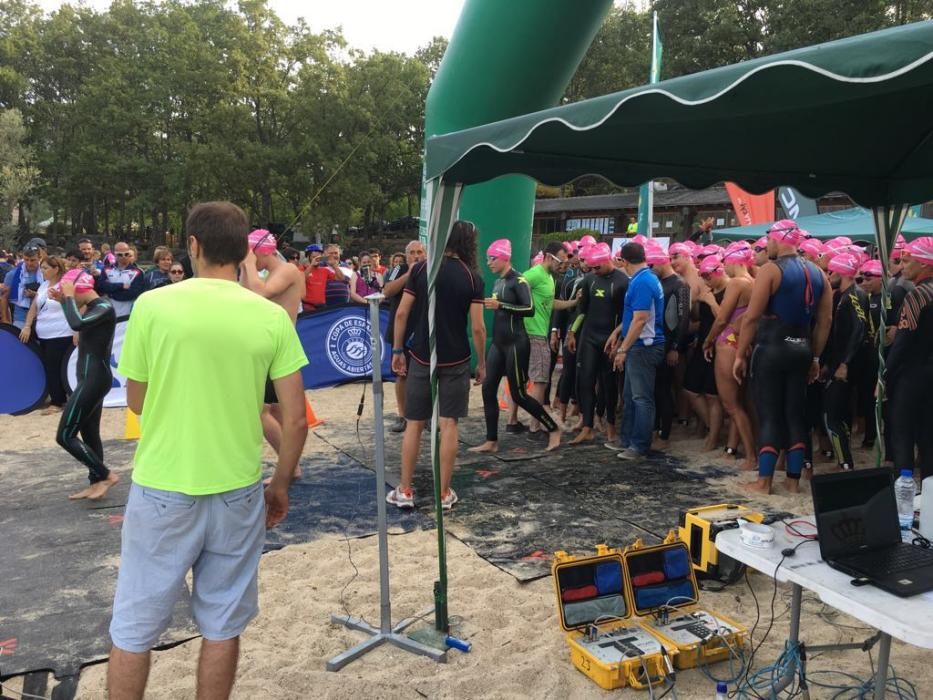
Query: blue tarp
714 207 933 242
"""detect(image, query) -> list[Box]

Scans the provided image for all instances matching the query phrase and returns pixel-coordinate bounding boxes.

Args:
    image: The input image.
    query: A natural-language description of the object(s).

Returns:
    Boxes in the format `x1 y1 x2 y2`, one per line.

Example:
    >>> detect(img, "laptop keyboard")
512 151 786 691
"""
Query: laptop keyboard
844 544 933 576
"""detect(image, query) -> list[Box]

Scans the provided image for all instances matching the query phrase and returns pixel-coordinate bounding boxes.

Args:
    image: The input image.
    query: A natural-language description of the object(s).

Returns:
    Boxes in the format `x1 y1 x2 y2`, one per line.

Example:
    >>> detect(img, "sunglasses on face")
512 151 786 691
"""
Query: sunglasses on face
486 256 499 264
170 269 184 275
547 253 562 264
115 252 131 257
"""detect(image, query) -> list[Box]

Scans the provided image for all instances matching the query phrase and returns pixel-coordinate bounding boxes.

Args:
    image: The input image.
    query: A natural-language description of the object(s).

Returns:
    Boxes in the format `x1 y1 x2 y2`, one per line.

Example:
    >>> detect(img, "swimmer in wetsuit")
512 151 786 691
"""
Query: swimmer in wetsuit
566 242 628 444
733 220 833 495
822 253 871 471
48 269 120 500
470 239 560 453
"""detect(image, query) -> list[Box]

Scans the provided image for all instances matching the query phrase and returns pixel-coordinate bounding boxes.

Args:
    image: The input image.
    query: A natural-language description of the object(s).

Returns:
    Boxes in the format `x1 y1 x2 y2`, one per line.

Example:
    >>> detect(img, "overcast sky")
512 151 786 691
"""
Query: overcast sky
33 0 467 55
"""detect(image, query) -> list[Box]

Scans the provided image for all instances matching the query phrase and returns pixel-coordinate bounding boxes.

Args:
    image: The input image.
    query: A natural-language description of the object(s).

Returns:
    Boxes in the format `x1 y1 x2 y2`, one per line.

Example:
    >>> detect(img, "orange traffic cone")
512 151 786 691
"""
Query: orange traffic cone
498 381 509 410
305 397 324 428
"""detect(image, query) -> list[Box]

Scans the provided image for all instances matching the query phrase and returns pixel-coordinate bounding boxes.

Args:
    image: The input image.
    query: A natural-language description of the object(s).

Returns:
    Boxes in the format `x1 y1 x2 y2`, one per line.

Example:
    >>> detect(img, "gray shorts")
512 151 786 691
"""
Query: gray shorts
528 336 551 383
109 481 265 652
405 360 470 421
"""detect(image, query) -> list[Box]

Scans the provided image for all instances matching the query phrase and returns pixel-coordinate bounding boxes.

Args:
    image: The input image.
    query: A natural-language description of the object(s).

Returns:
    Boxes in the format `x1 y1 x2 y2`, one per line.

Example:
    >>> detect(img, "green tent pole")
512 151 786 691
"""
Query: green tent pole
421 0 612 633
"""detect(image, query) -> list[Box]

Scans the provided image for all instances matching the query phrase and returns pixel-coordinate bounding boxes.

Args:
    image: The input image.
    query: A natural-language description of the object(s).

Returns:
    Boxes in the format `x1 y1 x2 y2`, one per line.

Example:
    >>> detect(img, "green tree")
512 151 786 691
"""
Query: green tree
0 108 39 243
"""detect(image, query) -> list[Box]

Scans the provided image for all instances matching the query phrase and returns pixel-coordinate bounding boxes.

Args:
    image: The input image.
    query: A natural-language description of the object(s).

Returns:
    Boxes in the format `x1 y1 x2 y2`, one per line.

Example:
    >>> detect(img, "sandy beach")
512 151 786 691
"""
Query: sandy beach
2 383 929 699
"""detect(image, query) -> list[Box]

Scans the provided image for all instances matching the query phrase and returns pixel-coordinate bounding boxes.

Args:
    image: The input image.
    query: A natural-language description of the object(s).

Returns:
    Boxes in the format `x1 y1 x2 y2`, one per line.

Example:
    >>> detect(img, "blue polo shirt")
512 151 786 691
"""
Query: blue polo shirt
622 267 665 347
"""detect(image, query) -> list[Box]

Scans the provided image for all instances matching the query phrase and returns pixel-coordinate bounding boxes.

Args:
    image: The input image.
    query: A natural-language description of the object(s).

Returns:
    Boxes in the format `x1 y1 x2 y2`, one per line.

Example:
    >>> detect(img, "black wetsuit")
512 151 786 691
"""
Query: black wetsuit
822 283 870 470
750 255 825 479
886 278 933 478
546 267 580 405
572 270 628 429
57 297 116 484
683 289 723 396
482 269 558 442
654 272 690 440
556 271 586 406
858 290 883 447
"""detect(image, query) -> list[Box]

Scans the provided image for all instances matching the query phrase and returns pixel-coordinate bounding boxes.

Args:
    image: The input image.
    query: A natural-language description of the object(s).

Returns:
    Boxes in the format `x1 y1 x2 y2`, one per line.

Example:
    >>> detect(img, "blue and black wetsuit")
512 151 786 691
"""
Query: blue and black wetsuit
750 255 825 479
57 297 116 484
556 271 586 406
482 269 558 442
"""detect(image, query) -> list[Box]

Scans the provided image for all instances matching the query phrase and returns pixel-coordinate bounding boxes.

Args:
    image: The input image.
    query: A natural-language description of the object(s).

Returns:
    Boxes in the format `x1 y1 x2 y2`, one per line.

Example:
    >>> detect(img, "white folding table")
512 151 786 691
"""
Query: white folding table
717 522 933 699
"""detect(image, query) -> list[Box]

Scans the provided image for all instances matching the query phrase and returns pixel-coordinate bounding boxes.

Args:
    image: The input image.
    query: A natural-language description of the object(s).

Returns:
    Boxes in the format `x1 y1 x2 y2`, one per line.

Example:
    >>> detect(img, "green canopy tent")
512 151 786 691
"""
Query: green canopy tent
714 207 933 243
420 21 933 631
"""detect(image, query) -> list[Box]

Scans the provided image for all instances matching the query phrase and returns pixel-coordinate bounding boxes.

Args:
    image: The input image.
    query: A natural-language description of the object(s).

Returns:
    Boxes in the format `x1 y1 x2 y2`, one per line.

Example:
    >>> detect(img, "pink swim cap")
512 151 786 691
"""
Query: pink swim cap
754 236 769 251
698 244 723 260
827 253 860 277
798 239 825 260
645 245 669 266
587 242 613 266
723 241 754 266
486 238 512 261
768 219 804 246
578 245 594 264
668 243 692 259
532 252 545 265
579 234 597 247
562 241 574 254
859 260 883 278
631 234 649 246
248 229 277 255
842 245 870 266
905 236 933 265
698 255 725 277
59 268 95 293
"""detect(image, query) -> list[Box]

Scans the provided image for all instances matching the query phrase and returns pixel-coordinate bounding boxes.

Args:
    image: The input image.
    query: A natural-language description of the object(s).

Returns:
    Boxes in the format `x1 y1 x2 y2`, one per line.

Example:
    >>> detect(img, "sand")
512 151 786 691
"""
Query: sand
2 383 930 699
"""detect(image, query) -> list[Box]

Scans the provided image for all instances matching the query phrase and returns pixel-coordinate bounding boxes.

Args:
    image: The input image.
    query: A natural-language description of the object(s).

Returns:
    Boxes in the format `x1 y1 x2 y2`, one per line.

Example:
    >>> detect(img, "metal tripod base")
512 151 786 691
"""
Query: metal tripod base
326 614 447 671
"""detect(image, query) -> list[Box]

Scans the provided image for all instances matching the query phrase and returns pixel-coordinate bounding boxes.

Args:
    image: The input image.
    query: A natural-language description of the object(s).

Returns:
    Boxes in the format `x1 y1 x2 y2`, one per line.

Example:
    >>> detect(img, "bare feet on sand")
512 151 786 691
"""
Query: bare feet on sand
468 441 498 453
703 436 718 452
570 427 595 444
784 479 800 494
69 473 120 500
546 430 561 452
743 477 772 495
738 457 757 472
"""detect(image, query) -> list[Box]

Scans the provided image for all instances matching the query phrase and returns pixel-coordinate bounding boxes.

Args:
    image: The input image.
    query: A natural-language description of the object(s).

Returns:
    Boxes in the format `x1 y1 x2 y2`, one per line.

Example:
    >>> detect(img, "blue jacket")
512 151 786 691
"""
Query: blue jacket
4 262 44 304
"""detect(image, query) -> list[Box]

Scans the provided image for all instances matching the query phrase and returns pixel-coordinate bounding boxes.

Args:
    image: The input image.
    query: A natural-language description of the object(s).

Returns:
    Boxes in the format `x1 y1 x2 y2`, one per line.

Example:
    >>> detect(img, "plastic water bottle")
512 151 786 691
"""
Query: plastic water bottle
895 470 916 530
716 682 728 700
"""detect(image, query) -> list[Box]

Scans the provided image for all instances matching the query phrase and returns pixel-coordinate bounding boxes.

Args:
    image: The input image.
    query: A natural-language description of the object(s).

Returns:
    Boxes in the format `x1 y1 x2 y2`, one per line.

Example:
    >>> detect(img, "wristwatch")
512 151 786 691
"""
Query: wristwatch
392 348 404 355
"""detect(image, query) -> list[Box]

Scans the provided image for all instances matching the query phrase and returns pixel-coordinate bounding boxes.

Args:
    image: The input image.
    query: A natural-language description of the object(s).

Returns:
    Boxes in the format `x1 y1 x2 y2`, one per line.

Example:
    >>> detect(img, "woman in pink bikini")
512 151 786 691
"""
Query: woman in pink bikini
702 243 757 471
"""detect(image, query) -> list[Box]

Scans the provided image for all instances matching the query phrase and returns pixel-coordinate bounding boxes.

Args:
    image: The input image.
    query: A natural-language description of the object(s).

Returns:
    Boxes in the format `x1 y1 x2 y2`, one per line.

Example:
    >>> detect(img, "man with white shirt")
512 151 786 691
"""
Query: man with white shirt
93 240 144 317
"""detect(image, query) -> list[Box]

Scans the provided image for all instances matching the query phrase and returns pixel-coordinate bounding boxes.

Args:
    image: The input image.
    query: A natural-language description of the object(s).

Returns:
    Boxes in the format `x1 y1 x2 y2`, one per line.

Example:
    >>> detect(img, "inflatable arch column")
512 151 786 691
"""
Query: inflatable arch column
422 0 612 296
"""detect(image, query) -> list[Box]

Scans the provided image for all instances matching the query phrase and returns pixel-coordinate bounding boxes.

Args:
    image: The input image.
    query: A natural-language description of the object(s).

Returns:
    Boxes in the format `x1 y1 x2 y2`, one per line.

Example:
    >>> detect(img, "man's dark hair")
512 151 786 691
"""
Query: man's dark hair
77 238 92 246
185 201 249 266
621 242 646 264
66 248 83 259
445 220 478 271
543 241 564 257
369 248 381 256
283 247 300 261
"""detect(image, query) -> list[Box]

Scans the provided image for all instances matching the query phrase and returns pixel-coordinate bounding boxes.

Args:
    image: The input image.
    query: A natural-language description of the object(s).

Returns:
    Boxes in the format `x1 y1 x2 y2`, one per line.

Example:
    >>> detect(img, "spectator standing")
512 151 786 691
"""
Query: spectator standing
107 202 308 699
19 255 73 413
93 241 144 317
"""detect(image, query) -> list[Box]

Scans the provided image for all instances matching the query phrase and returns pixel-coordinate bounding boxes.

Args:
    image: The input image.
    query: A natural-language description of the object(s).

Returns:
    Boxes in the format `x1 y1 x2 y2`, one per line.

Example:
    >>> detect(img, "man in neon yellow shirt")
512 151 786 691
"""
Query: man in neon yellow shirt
511 241 568 432
107 201 309 699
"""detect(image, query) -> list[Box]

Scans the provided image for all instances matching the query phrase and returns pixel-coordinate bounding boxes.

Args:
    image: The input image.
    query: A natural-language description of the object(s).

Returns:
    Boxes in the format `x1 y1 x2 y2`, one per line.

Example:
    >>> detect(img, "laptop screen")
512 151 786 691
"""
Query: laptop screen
811 469 901 561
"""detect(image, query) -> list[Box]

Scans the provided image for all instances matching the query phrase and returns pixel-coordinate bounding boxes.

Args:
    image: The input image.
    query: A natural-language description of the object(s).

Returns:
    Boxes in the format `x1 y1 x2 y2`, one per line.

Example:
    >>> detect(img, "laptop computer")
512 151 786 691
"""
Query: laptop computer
811 468 933 597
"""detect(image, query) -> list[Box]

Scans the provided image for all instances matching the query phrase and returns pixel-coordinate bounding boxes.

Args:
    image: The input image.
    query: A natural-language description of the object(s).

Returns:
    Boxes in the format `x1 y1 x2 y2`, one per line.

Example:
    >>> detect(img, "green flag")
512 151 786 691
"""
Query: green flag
636 13 663 237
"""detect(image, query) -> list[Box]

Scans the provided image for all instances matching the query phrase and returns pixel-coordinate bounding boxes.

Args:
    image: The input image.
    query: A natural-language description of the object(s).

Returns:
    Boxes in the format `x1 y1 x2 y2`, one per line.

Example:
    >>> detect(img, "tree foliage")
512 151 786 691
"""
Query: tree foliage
3 0 931 242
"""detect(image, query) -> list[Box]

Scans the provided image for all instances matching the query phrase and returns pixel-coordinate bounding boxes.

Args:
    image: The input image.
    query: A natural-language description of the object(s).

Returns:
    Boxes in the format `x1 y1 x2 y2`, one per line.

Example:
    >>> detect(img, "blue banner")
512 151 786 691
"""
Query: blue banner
295 305 395 389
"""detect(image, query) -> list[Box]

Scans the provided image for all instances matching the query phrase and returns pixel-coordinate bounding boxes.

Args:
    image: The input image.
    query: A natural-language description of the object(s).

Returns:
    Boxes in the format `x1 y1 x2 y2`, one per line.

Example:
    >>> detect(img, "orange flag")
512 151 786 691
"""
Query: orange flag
725 182 776 226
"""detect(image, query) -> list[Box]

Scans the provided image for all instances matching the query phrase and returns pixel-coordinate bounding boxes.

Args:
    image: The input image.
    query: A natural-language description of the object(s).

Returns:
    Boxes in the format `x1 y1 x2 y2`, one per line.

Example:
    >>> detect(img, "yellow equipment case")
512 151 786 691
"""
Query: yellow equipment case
552 545 676 691
678 504 764 584
623 533 748 670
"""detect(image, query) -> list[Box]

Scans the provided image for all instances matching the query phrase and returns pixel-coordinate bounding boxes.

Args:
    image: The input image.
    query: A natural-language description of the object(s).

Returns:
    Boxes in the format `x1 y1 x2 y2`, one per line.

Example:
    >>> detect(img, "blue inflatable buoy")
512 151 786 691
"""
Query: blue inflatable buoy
0 323 48 414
